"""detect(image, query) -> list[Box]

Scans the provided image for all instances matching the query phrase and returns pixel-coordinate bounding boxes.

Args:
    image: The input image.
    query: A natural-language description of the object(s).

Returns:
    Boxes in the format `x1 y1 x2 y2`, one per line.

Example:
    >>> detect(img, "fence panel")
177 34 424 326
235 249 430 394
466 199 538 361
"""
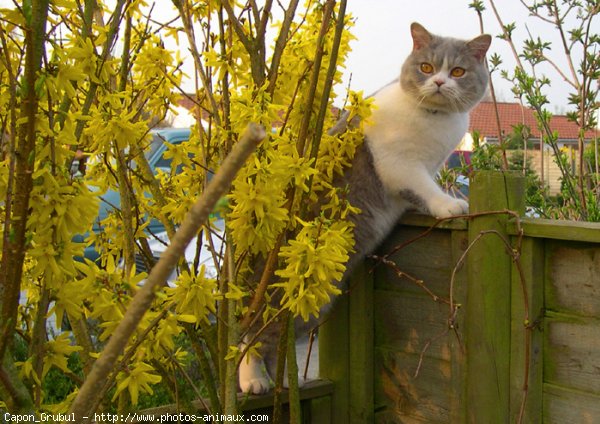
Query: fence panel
318 170 600 422
542 240 600 422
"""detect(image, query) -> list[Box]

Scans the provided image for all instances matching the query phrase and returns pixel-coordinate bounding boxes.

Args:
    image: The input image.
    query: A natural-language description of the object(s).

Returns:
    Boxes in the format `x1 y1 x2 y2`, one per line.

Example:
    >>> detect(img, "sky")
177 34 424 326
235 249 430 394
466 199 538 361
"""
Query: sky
155 0 583 112
0 0 588 112
142 0 580 111
334 0 581 112
344 1 491 96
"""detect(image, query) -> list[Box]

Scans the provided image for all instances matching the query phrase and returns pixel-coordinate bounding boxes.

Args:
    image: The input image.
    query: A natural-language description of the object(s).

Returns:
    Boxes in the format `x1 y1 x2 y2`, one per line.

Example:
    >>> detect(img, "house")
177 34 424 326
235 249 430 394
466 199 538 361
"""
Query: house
468 101 598 147
174 94 599 194
464 101 599 194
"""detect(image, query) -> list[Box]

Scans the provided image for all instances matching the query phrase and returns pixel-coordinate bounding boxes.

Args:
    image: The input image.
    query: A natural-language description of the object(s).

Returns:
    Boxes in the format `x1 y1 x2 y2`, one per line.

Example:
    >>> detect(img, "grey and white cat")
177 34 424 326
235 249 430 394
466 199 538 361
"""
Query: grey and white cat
239 22 491 394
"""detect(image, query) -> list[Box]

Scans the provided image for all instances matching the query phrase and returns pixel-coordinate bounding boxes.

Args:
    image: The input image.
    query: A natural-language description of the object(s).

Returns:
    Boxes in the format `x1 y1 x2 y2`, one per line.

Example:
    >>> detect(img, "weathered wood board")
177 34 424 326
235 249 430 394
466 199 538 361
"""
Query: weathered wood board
372 218 467 423
374 226 458 297
543 383 600 424
374 290 454 361
542 241 600 422
544 316 600 395
374 349 452 424
545 242 600 318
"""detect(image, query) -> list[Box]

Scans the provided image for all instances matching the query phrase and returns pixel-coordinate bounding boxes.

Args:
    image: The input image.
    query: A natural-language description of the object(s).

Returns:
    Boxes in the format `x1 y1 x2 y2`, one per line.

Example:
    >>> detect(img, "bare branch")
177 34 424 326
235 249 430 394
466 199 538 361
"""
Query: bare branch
267 0 299 94
296 0 336 156
220 0 255 56
173 0 222 127
550 0 580 88
0 0 50 366
489 0 524 69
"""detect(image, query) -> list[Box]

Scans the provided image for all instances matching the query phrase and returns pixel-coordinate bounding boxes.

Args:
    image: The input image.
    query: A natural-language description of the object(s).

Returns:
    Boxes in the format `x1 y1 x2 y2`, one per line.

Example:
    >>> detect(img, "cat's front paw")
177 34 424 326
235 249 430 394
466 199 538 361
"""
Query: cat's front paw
429 196 469 218
240 376 271 395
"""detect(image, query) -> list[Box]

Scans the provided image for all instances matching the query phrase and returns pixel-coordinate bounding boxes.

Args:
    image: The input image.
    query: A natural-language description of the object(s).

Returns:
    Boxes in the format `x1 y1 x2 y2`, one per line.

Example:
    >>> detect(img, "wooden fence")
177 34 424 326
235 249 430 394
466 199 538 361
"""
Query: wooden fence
134 170 599 422
318 171 600 423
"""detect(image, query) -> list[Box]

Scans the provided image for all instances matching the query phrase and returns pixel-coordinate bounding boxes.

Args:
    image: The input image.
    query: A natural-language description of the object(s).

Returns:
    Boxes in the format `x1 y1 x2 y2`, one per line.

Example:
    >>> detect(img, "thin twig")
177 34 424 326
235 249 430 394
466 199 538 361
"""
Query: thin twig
368 255 451 306
474 4 508 169
170 354 213 414
414 328 450 378
266 0 300 95
240 233 284 331
303 329 316 381
235 307 287 371
295 0 336 156
377 208 532 424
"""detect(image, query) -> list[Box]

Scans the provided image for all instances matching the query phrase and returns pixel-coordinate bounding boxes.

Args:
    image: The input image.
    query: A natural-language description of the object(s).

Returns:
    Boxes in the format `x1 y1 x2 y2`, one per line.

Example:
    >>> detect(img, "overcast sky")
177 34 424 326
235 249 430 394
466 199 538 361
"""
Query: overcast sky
150 0 579 111
344 1 491 96
162 0 582 112
1 0 587 112
338 0 580 112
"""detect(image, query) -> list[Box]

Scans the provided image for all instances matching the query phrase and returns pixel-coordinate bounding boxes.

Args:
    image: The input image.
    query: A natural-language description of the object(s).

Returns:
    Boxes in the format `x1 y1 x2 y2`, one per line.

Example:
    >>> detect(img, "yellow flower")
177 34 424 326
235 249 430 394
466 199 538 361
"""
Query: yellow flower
113 362 162 405
275 218 354 321
167 267 221 324
42 333 83 378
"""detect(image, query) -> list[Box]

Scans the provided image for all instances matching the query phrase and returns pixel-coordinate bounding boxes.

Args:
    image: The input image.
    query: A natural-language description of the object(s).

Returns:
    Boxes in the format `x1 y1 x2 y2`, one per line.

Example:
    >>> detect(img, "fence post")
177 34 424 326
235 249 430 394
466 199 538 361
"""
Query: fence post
319 261 374 423
319 287 349 422
465 170 525 423
348 263 374 423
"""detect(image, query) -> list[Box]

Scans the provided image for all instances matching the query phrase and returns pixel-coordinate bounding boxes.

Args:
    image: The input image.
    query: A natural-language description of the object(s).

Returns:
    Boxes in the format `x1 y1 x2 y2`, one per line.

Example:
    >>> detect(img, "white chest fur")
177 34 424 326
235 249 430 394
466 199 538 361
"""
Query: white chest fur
362 81 470 220
364 82 468 189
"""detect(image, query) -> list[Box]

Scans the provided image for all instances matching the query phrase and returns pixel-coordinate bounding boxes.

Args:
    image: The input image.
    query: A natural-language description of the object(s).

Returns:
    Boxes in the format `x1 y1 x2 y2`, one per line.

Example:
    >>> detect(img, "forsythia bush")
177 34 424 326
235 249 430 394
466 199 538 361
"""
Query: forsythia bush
0 0 372 418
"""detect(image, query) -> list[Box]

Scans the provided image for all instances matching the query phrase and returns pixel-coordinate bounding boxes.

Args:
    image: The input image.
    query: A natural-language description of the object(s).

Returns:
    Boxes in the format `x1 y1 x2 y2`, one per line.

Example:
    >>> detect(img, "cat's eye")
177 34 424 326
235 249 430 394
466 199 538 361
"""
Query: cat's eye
451 67 466 77
420 63 434 74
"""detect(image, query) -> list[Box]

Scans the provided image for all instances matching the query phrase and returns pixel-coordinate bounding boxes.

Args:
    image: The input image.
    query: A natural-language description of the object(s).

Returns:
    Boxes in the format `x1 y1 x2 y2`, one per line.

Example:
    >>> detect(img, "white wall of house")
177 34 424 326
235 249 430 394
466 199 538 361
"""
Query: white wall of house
458 132 476 151
167 105 196 128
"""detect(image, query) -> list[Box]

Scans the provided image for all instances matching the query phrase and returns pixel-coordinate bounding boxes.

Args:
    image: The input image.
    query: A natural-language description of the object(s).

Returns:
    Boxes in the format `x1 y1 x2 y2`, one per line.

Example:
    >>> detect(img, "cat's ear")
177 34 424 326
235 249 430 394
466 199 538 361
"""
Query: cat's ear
410 22 433 50
467 34 492 62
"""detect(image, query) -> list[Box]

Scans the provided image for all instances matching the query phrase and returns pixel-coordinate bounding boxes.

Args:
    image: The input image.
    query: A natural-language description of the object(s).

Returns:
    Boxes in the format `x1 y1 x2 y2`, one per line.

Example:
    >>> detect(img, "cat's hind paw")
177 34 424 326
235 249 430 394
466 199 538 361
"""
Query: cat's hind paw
283 375 308 389
239 345 271 395
240 377 271 395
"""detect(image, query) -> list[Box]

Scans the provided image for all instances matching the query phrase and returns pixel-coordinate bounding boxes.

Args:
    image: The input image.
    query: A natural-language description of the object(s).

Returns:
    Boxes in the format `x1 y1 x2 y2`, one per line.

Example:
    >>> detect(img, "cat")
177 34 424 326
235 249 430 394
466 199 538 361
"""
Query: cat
239 22 492 395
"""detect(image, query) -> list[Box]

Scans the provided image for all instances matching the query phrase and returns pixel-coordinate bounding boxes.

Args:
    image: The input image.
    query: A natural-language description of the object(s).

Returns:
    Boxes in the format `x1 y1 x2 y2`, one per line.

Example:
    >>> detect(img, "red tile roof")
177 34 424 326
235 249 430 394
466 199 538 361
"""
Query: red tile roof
178 95 598 143
178 95 197 111
469 101 598 142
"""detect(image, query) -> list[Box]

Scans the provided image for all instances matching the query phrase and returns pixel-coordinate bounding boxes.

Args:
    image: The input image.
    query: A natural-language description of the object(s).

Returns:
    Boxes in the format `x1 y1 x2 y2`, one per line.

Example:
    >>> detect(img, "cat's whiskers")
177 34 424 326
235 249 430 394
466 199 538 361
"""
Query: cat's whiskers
454 93 474 113
414 93 431 110
441 86 471 113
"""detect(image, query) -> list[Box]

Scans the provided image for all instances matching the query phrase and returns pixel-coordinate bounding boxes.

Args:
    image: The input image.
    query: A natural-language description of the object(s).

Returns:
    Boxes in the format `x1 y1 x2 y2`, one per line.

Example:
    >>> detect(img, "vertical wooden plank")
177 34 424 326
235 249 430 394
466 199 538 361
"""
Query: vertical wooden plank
304 395 332 424
542 241 600 422
465 171 525 423
320 261 373 422
319 288 349 421
510 236 544 422
450 230 468 423
348 262 374 423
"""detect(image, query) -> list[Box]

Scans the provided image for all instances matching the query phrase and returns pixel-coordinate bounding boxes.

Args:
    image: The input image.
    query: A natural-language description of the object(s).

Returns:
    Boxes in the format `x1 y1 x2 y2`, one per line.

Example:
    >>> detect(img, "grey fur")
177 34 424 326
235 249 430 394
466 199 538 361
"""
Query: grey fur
398 189 429 213
401 24 491 113
242 23 491 394
334 138 393 274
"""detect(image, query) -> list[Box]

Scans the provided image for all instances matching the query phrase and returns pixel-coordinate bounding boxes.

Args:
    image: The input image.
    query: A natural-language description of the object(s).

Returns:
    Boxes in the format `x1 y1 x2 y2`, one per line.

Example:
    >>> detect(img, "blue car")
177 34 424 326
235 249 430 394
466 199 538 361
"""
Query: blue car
76 128 192 262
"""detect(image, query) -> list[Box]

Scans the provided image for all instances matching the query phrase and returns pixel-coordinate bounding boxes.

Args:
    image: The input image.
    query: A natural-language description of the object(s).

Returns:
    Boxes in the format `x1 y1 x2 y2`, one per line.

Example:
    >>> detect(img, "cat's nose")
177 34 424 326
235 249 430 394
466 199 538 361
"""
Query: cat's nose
434 79 445 87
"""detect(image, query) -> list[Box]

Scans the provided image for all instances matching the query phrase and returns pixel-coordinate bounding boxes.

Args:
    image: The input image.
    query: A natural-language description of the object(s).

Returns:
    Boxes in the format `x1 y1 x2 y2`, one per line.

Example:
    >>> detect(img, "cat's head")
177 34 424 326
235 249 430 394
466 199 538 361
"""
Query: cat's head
400 23 491 113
